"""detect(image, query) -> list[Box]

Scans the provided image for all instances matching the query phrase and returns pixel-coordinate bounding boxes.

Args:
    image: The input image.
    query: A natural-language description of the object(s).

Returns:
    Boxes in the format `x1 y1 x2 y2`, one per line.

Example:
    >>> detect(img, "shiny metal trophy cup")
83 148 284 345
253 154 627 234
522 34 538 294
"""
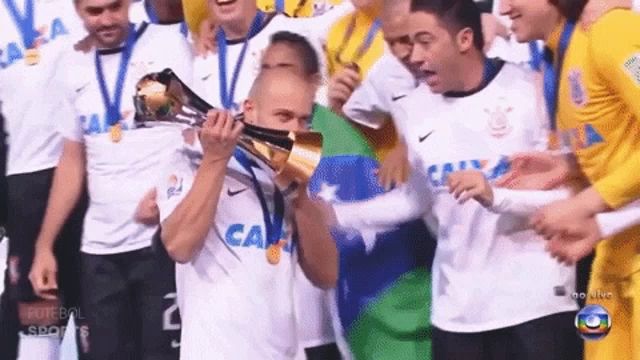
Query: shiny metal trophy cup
133 69 323 187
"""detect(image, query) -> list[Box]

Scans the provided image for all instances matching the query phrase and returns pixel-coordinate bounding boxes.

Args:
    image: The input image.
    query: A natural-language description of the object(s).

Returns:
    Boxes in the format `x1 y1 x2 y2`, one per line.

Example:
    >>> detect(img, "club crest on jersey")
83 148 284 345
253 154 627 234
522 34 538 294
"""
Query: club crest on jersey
0 18 69 69
548 123 604 151
623 53 640 86
568 69 588 107
484 104 513 138
167 175 183 199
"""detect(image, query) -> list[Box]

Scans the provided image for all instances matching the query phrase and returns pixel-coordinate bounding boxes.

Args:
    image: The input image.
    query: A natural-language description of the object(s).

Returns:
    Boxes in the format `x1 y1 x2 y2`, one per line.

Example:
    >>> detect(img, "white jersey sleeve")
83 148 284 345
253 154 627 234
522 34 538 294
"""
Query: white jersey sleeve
342 53 416 130
596 199 640 238
54 52 84 143
157 152 197 223
333 157 430 231
488 187 572 216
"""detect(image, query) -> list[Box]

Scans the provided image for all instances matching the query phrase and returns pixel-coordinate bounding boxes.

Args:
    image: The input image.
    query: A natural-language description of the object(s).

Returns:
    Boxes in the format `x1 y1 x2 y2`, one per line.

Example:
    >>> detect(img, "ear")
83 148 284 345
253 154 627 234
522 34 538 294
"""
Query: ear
243 99 257 124
456 27 475 53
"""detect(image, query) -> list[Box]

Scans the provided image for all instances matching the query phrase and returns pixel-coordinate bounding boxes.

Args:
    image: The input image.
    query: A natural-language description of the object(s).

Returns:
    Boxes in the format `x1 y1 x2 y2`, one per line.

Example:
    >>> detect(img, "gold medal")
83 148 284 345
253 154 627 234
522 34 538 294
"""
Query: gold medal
109 123 123 143
266 243 281 265
24 48 40 66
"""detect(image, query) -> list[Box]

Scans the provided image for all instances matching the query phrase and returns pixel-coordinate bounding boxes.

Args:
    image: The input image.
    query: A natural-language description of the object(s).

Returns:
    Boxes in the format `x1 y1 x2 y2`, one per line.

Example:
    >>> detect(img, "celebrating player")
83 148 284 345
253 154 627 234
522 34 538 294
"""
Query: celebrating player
28 0 192 358
159 68 337 360
495 0 640 358
1 0 88 358
328 0 582 358
260 31 342 360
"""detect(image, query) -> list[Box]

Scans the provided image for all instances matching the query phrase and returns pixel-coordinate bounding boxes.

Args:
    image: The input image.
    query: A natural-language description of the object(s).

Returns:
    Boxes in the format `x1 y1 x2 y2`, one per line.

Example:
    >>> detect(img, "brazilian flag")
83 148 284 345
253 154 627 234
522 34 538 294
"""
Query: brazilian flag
310 105 434 359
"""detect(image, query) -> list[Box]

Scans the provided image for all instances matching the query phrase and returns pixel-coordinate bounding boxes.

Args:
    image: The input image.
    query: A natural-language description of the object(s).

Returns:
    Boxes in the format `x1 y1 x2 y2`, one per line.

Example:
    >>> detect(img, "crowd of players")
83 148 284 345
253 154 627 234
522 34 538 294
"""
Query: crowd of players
1 0 640 359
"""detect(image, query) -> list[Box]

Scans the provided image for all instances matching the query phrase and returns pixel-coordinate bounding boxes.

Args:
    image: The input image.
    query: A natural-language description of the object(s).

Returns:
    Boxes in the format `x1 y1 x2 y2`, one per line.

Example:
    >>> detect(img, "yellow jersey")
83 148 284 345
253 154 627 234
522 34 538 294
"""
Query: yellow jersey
325 10 398 159
549 10 640 275
258 0 343 18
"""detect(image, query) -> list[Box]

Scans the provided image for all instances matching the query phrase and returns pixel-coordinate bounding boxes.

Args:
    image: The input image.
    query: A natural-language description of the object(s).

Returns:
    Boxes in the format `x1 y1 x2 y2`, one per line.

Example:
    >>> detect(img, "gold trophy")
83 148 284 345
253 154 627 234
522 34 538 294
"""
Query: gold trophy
133 69 323 187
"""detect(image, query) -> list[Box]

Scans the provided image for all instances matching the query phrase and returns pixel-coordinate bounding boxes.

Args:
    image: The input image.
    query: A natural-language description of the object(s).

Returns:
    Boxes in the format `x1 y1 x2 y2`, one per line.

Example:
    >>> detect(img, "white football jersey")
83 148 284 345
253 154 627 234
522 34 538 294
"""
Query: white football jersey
335 62 577 332
55 23 194 254
0 0 84 175
157 152 299 360
342 52 417 130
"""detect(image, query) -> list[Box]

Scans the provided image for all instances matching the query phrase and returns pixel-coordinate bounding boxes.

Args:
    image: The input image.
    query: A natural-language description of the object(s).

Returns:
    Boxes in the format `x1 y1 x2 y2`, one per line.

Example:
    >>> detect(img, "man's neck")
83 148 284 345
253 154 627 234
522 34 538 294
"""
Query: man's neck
540 12 563 43
148 0 184 22
457 51 487 93
221 7 259 41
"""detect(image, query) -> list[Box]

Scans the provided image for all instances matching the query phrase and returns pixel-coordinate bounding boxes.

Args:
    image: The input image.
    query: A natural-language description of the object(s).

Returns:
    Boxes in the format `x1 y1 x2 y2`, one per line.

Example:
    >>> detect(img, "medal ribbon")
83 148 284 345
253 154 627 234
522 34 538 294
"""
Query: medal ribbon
234 150 286 250
334 14 381 67
542 22 575 131
3 0 38 49
94 23 142 126
529 41 542 72
216 11 265 110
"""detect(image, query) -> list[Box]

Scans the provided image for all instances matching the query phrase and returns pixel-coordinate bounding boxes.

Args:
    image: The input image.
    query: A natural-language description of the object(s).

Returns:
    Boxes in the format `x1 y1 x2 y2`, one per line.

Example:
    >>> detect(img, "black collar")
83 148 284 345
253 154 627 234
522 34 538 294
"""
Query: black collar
444 58 505 98
96 22 149 55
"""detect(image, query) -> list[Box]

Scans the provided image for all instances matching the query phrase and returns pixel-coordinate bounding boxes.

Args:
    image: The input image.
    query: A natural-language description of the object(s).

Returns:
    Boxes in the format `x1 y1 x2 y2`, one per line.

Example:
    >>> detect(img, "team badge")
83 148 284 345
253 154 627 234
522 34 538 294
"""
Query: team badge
484 102 513 138
568 69 588 107
8 256 20 285
167 174 183 199
623 53 640 86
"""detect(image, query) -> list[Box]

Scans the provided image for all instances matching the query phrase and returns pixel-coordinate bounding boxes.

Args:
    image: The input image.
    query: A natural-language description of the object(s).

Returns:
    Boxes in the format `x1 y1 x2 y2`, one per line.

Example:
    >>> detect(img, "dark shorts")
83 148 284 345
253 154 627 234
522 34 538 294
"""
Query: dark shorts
81 246 180 360
432 311 582 360
6 168 86 306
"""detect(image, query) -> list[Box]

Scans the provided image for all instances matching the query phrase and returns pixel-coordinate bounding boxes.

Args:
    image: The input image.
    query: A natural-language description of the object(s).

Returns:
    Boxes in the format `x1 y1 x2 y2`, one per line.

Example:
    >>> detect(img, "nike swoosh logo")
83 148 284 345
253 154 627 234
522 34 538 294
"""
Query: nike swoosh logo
201 73 212 81
75 83 90 93
419 130 434 143
227 188 248 197
171 340 180 349
391 94 407 102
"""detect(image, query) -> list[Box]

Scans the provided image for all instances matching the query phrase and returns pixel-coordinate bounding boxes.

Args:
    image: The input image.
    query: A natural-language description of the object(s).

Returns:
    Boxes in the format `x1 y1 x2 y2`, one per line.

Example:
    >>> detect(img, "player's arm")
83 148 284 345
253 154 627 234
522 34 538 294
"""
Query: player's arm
333 163 430 231
596 199 640 238
30 137 86 299
34 140 86 253
161 111 243 263
293 189 339 289
582 11 640 210
342 56 392 129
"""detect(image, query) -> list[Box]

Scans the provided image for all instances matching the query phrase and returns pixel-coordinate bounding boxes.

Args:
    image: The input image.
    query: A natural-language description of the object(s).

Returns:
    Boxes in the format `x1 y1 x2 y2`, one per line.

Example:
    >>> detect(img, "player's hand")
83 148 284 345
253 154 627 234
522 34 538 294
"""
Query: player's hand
307 194 339 228
580 0 630 30
377 141 410 191
544 217 600 266
480 13 510 51
328 65 361 115
447 170 494 207
200 110 244 164
530 198 592 240
74 35 94 53
193 18 217 57
134 188 160 225
496 151 575 190
29 248 58 300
